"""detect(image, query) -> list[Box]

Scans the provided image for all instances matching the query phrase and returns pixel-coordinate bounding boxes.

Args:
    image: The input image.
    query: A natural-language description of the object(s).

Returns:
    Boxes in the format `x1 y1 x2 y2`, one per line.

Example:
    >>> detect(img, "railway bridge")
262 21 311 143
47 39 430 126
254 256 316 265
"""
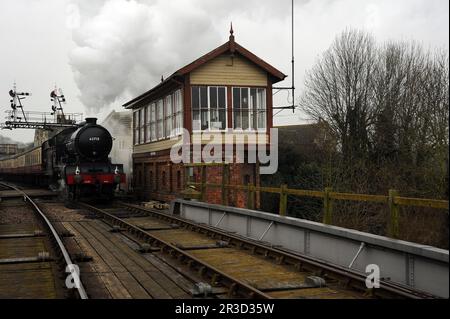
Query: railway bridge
0 183 448 299
171 199 449 298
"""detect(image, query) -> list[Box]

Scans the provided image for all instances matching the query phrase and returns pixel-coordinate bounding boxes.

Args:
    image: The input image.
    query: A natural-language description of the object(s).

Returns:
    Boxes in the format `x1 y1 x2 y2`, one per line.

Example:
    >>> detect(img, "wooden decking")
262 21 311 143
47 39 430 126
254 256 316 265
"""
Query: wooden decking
0 223 63 299
61 219 193 299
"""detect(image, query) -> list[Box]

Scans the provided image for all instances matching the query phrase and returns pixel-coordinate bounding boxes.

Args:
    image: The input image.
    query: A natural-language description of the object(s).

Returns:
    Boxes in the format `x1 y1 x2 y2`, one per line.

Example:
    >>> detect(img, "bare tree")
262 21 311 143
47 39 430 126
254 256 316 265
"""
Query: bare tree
373 42 449 196
302 30 448 195
301 29 378 164
299 29 449 247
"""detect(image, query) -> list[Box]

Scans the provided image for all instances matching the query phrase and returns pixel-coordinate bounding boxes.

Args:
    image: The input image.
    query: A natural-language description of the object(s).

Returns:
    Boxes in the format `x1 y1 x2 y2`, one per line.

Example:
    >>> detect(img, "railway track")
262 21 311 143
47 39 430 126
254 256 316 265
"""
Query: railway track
0 182 87 299
0 181 437 299
0 183 204 299
77 201 437 299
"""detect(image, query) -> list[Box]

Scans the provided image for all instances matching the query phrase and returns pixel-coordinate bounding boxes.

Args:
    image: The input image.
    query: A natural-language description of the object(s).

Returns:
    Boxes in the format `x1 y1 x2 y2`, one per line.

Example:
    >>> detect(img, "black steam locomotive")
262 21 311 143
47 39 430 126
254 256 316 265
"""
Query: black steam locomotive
0 118 125 200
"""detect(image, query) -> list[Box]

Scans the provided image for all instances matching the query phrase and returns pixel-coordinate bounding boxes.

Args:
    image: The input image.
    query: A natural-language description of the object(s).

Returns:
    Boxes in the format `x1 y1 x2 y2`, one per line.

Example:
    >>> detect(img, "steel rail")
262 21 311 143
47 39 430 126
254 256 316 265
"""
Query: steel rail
0 182 88 299
77 202 272 299
118 202 438 299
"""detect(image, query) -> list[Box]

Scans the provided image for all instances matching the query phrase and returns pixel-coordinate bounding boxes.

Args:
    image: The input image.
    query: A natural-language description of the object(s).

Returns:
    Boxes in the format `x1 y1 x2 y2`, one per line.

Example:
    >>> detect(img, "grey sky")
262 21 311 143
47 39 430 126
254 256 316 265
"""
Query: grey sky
1 0 448 143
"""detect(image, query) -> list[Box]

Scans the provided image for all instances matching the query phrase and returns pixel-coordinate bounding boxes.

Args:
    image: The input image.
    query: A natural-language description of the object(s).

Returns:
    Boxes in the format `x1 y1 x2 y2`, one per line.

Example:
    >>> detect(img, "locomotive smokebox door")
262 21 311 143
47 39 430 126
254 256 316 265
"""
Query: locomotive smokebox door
67 118 113 161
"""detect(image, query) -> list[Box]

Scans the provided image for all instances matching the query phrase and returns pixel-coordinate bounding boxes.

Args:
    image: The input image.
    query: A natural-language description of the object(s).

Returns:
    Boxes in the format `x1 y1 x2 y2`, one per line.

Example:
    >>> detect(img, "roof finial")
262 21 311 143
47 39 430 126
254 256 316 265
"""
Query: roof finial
229 22 235 48
229 22 236 53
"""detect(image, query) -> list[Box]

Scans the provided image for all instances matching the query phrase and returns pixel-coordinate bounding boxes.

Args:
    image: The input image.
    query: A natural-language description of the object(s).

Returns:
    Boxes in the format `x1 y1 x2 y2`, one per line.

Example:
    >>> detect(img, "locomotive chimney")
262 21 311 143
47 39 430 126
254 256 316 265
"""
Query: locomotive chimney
85 118 97 125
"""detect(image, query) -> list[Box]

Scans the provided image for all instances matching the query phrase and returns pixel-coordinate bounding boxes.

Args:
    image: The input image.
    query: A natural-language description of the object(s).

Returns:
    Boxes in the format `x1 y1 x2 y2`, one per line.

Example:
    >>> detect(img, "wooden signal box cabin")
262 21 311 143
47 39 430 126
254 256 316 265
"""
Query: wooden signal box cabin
124 28 286 208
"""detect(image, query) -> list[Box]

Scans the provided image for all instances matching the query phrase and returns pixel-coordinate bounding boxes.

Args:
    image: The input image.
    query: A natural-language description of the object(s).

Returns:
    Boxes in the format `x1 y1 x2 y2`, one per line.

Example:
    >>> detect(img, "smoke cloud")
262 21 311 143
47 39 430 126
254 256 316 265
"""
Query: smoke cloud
68 0 290 113
67 0 448 116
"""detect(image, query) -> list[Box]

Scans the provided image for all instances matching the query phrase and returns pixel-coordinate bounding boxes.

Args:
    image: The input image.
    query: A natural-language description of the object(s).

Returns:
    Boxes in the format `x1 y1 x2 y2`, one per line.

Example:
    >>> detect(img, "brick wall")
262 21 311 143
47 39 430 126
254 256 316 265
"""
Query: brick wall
133 154 184 203
190 162 259 209
133 154 260 209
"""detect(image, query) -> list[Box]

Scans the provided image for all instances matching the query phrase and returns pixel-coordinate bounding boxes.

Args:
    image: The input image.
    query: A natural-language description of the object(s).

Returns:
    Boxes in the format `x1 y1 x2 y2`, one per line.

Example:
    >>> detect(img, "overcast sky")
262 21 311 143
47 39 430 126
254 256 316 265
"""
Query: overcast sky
0 0 448 143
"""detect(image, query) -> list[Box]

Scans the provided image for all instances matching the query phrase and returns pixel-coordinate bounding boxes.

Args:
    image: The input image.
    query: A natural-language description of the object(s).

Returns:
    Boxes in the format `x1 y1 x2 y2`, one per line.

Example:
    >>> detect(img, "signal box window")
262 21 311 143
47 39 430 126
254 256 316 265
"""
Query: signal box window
157 99 164 140
145 105 151 143
150 103 157 142
165 95 173 137
173 90 183 135
140 108 145 143
192 86 227 131
133 111 139 145
233 87 266 131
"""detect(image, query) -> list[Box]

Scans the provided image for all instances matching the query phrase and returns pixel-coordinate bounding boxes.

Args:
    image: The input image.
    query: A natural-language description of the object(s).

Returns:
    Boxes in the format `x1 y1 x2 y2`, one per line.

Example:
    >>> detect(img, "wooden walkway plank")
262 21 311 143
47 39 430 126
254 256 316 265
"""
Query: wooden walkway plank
62 222 111 273
63 222 132 299
86 221 184 298
148 229 218 248
0 237 47 259
143 253 198 295
189 248 307 290
61 234 112 299
80 221 167 298
72 221 150 299
0 267 57 299
92 219 194 297
100 273 133 299
71 222 128 273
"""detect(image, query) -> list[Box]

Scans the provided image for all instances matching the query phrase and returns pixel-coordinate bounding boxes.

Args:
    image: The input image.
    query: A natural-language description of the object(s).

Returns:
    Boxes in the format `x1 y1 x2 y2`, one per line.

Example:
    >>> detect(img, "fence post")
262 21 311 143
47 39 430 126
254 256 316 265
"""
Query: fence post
388 189 400 238
279 184 288 216
246 183 255 210
323 187 333 225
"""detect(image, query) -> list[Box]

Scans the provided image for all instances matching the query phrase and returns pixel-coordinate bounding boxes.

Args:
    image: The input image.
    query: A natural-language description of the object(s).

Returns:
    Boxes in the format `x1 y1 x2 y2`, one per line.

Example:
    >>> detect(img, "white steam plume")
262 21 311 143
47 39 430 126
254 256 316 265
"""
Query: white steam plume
68 0 293 114
69 0 216 113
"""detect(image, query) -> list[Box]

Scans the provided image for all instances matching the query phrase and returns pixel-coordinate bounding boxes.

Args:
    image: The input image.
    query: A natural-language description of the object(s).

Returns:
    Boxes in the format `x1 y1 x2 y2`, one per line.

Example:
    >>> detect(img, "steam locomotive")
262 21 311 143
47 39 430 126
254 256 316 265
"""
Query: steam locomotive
0 118 126 200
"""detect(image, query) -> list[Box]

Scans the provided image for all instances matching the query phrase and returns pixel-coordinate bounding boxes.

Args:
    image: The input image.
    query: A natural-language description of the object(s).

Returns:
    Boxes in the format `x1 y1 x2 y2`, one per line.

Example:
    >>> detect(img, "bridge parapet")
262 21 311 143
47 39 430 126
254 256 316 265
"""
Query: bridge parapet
171 199 449 298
